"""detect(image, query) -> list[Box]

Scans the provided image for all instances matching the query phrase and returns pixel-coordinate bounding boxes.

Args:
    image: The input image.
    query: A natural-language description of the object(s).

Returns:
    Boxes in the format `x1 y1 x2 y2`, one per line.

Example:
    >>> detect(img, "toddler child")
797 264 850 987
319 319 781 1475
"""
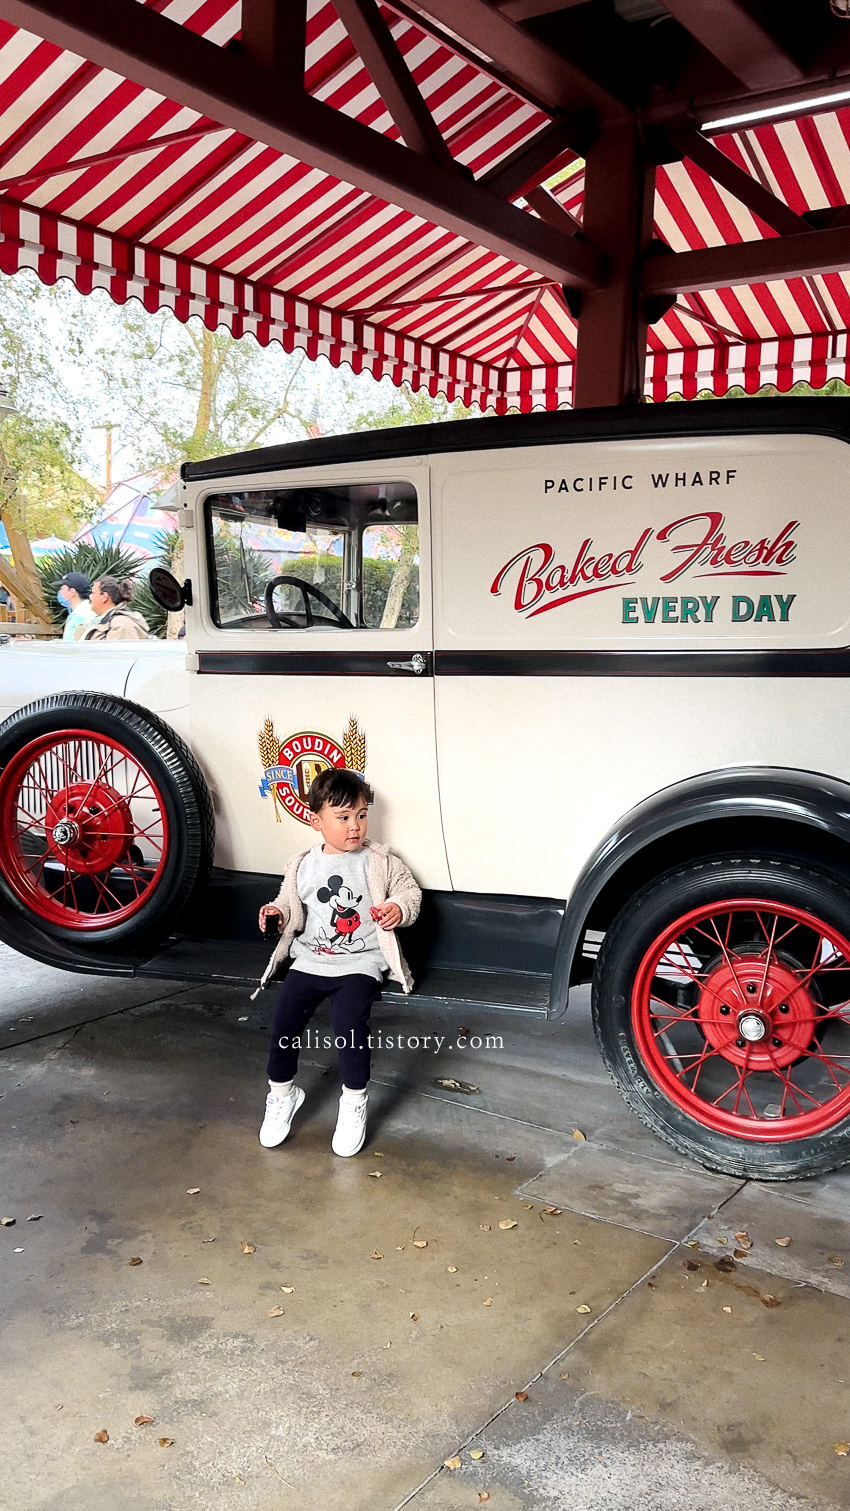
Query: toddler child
257 767 421 1156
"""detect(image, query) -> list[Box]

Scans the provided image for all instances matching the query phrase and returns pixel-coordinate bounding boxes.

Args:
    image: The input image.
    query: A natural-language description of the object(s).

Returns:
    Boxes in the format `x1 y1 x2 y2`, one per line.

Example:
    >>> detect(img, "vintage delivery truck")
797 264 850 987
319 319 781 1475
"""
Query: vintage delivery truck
2 397 850 1183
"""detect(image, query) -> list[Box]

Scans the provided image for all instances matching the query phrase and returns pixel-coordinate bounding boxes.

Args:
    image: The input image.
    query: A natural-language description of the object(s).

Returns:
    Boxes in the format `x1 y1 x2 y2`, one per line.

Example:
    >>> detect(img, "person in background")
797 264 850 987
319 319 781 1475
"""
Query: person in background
84 576 149 641
57 572 98 642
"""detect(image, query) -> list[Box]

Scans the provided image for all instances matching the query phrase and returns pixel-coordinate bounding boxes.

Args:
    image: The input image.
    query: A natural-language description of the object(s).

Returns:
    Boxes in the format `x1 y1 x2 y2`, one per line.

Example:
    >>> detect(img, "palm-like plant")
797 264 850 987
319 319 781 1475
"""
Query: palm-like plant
37 541 147 630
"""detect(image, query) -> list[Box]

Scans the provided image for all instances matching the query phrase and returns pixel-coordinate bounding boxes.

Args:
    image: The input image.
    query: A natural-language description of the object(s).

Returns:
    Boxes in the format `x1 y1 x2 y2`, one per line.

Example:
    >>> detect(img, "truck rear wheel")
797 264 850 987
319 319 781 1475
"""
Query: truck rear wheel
0 692 213 948
592 855 850 1180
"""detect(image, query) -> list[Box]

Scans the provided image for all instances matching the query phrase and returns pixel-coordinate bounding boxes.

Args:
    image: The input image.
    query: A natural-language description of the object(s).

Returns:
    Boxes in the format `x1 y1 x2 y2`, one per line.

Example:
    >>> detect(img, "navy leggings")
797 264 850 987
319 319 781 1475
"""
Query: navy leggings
266 969 382 1090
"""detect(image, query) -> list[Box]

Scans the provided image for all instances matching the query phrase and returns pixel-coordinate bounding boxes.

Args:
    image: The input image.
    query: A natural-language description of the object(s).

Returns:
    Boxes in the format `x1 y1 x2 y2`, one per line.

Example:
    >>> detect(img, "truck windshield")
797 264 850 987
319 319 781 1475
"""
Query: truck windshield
205 482 419 631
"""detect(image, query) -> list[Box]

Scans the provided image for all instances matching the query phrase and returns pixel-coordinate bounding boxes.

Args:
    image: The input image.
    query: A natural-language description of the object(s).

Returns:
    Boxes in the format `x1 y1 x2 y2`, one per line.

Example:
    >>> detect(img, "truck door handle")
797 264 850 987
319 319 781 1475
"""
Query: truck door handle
387 654 428 675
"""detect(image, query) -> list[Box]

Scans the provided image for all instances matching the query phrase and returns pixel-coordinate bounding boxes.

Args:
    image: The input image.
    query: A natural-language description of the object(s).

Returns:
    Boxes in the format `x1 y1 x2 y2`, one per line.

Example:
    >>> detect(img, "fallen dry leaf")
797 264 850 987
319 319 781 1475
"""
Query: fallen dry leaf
241 1242 256 1254
542 1206 561 1216
828 1255 845 1267
447 1265 458 1273
413 1239 428 1249
396 1246 405 1252
26 1215 42 1222
479 1494 490 1503
506 1155 516 1163
198 1277 211 1285
559 1372 569 1380
470 1448 484 1460
735 1232 753 1250
521 1202 534 1210
444 1455 462 1470
480 1224 491 1231
409 1312 420 1321
158 1438 174 1448
715 1257 737 1273
499 1220 518 1231
438 1078 464 1091
722 1306 732 1314
369 1171 382 1179
483 1297 493 1306
717 1236 728 1246
267 1305 285 1318
186 1188 200 1196
351 1371 362 1378
127 1257 142 1267
775 1237 792 1247
700 1279 709 1289
733 1249 748 1260
93 1429 109 1444
753 1354 765 1362
135 1415 154 1426
280 1286 295 1293
684 1260 700 1272
0 1217 15 1226
576 1304 591 1314
572 1128 586 1141
373 1152 383 1157
515 1391 528 1402
762 1295 781 1308
202 1237 216 1244
371 1250 383 1260
833 1442 850 1457
684 1240 699 1249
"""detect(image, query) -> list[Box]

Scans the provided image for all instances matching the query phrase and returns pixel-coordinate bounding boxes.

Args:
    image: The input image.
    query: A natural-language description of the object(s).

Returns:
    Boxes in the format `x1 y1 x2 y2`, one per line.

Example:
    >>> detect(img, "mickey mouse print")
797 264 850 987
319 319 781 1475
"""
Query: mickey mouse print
290 850 386 982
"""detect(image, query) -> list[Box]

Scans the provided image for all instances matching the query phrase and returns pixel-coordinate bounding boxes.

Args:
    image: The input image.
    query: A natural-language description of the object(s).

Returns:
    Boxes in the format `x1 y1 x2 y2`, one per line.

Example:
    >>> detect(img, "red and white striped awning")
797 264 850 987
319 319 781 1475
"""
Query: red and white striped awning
1 1 849 411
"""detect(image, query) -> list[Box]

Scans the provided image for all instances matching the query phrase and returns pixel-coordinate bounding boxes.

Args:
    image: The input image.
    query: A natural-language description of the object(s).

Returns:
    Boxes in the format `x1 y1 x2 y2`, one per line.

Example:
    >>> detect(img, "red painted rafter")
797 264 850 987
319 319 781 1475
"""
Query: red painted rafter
0 122 224 193
333 0 453 165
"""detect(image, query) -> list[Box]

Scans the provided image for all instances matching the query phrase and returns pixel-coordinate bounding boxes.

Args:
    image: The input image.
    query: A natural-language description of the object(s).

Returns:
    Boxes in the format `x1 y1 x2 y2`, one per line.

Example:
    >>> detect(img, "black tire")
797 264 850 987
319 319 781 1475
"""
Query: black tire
0 691 214 948
592 854 850 1180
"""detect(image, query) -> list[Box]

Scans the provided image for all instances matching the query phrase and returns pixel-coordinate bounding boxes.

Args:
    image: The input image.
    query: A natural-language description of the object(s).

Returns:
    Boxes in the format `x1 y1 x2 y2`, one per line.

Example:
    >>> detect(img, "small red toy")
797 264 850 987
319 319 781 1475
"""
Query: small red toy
370 906 382 922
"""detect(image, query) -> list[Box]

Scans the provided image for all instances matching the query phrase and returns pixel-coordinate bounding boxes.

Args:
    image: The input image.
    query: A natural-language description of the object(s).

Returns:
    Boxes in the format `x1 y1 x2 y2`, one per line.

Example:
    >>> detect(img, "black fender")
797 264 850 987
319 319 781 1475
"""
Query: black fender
547 766 850 1019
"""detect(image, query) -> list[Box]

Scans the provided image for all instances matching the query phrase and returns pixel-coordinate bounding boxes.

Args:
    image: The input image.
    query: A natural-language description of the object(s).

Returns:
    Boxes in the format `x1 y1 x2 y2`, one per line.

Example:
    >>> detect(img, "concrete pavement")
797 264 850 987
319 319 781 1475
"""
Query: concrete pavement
1 941 849 1510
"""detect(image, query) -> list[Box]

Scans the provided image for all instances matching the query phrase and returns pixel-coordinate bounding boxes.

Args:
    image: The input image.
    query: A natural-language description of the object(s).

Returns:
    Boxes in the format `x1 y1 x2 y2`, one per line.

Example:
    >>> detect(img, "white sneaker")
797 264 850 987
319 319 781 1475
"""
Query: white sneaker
332 1093 368 1157
259 1085 305 1147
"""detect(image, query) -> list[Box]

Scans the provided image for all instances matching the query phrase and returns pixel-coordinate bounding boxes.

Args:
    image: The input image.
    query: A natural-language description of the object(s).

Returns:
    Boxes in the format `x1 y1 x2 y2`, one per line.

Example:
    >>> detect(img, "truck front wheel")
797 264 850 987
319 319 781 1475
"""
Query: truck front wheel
0 692 213 948
593 856 850 1180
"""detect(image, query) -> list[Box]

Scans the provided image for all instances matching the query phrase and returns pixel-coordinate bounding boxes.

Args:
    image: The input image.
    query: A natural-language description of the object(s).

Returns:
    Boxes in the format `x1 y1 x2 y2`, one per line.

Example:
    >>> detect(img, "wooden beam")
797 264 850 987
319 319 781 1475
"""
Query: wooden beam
659 0 804 92
0 0 605 288
643 224 850 296
667 122 810 238
498 0 587 18
333 0 452 165
573 123 655 408
0 123 224 194
406 0 627 116
525 185 581 236
240 0 306 89
480 109 594 199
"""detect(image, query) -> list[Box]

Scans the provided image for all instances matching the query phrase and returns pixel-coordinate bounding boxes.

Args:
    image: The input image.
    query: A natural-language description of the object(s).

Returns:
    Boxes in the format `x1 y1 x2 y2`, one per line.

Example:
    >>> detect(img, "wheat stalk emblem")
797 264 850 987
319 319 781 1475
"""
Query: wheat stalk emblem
258 716 282 822
343 715 367 774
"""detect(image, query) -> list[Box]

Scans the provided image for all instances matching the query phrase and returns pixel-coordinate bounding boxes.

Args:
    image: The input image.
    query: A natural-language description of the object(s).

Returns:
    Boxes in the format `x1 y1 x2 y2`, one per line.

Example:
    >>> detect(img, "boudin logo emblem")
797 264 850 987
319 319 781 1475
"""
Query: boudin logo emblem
257 716 367 825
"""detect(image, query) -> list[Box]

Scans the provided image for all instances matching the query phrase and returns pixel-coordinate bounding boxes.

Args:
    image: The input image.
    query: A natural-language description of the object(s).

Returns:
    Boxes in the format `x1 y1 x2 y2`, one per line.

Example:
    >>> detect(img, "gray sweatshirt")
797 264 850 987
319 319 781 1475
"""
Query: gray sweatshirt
290 847 385 981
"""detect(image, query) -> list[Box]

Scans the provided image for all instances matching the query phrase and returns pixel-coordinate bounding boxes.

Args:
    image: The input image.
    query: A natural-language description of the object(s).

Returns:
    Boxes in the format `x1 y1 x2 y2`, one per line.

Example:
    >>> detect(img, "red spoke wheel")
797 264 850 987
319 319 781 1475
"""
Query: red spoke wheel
593 857 850 1180
0 693 213 947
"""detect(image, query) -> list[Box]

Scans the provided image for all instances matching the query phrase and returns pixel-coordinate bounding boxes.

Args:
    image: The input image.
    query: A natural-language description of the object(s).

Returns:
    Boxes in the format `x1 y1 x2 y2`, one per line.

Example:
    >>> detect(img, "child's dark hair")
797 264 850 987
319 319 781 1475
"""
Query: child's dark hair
308 766 373 813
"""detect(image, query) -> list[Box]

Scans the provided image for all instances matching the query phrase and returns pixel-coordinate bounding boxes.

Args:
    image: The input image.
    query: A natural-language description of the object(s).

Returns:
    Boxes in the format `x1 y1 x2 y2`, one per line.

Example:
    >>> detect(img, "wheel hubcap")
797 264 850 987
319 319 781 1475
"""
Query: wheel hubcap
0 729 169 931
631 899 850 1142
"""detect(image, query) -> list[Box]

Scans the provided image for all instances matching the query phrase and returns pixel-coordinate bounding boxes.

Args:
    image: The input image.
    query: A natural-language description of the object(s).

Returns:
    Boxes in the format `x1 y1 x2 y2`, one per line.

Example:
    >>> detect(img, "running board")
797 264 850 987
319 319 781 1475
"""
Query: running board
135 938 550 1016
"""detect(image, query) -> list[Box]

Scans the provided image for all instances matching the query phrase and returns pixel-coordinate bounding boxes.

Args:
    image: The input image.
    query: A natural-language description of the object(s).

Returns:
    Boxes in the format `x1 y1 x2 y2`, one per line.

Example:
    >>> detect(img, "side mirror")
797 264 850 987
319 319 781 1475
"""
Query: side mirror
149 568 193 612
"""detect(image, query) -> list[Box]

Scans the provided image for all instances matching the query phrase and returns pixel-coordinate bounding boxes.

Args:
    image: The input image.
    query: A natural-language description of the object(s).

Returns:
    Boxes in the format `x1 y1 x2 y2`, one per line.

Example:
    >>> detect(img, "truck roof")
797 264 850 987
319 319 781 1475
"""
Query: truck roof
182 396 850 484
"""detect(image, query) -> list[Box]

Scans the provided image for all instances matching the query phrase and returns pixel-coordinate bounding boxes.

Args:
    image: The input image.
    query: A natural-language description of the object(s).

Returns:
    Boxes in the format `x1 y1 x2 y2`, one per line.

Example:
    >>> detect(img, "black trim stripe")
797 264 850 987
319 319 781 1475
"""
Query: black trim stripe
436 649 850 677
197 647 850 677
198 650 433 676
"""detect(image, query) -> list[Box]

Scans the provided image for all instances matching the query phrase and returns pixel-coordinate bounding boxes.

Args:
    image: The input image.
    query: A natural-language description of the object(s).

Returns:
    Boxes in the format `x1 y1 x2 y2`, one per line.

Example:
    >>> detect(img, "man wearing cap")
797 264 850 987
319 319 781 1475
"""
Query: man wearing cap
57 572 98 642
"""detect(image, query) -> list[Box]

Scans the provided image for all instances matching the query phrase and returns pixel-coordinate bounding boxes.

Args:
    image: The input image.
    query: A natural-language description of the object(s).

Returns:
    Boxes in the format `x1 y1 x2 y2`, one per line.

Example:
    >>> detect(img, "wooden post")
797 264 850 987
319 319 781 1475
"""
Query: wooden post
572 123 656 409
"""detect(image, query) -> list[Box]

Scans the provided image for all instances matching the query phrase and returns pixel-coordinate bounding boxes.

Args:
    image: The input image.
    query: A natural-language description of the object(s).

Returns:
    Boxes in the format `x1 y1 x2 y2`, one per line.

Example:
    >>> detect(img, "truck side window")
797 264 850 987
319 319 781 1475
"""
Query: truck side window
205 482 418 631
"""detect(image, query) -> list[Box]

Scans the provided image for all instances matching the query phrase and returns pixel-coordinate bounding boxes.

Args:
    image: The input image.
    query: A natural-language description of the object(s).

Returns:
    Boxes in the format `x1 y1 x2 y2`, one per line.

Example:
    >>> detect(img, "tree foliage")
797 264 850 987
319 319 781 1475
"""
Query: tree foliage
37 541 146 630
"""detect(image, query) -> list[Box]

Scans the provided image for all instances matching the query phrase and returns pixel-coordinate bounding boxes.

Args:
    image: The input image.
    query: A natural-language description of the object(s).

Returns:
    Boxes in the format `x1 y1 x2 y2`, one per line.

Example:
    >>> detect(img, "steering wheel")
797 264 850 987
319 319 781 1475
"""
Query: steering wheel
263 575 354 630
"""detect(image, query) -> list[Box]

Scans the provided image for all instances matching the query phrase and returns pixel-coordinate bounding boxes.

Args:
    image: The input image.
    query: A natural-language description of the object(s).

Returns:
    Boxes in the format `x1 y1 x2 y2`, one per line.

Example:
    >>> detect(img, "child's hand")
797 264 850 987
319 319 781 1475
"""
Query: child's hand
371 902 402 930
259 904 283 934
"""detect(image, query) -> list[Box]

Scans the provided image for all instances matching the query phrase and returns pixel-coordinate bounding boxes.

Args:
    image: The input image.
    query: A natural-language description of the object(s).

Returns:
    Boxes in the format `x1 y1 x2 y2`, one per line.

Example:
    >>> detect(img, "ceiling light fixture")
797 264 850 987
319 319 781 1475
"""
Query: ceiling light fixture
702 86 850 132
